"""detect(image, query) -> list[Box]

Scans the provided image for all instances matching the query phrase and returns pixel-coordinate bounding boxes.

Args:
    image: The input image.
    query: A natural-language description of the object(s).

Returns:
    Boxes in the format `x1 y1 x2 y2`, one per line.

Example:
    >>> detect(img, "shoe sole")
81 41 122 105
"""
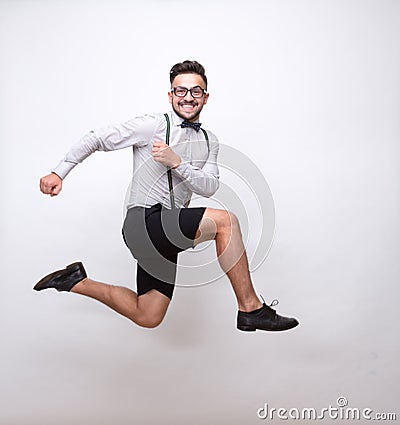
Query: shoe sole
237 321 299 332
237 325 257 332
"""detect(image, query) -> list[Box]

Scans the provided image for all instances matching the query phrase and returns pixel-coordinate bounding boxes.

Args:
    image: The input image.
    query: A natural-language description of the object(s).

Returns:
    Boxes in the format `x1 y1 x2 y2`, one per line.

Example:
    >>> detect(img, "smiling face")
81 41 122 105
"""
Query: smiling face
168 73 209 122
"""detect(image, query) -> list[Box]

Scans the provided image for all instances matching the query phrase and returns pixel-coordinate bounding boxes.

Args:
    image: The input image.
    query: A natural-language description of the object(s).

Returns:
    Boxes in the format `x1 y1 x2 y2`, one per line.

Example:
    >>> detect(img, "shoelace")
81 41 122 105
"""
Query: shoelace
260 294 279 308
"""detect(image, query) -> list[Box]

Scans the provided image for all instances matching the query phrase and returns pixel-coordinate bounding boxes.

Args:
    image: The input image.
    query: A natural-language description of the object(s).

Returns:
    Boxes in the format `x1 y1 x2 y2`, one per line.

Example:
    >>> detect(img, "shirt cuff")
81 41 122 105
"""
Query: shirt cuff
173 161 193 178
51 160 77 180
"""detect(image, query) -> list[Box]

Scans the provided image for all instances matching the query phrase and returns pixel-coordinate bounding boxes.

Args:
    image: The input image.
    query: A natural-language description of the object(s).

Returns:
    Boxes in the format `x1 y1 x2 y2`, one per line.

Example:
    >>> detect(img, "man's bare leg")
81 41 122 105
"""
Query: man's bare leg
70 207 260 324
34 207 297 330
71 281 170 328
194 208 263 313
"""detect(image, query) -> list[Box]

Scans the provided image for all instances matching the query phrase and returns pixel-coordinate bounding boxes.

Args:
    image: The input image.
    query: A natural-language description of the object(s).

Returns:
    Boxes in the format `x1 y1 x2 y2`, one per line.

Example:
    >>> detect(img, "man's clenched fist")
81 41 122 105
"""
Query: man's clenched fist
40 173 63 197
152 141 181 169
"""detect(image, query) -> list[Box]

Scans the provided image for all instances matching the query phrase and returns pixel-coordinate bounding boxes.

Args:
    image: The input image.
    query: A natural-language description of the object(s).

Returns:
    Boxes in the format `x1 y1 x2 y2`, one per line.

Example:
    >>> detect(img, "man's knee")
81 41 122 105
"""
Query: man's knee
197 209 240 243
218 210 240 232
135 313 164 329
142 318 163 329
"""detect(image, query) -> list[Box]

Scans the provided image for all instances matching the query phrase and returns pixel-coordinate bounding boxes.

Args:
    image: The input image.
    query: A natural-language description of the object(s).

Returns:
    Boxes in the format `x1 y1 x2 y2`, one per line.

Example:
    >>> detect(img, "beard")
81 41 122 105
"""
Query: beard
172 100 203 122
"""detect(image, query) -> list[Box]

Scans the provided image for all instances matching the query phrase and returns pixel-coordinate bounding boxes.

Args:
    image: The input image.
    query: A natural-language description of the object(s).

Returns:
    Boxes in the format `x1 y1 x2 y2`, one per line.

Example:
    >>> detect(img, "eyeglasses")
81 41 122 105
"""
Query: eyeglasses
171 86 206 98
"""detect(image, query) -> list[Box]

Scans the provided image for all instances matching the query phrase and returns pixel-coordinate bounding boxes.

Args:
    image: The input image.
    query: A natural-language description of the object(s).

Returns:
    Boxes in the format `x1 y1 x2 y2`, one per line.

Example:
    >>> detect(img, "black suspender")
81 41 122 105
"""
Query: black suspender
200 128 210 151
163 113 209 209
164 113 175 209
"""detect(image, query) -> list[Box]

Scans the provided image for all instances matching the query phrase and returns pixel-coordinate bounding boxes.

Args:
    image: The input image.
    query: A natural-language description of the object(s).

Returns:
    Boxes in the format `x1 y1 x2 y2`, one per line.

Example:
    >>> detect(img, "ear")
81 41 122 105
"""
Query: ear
203 92 209 105
168 91 173 104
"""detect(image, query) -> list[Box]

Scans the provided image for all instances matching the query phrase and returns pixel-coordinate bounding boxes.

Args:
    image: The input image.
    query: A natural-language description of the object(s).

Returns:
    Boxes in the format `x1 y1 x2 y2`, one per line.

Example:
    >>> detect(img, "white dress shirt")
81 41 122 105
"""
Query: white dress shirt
52 111 220 209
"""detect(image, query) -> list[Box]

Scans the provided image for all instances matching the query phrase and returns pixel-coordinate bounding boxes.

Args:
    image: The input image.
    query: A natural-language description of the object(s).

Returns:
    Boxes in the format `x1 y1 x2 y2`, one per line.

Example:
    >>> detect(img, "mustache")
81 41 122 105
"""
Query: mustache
178 101 198 105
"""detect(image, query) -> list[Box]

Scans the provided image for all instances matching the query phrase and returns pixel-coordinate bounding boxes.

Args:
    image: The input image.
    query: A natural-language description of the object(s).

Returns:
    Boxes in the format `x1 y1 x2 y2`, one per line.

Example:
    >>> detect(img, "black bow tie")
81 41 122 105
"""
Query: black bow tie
180 120 202 132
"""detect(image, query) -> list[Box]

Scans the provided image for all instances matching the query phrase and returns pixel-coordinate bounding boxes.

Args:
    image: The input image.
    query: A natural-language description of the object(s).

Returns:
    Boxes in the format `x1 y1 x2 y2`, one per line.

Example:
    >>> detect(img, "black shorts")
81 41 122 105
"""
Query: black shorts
122 203 206 300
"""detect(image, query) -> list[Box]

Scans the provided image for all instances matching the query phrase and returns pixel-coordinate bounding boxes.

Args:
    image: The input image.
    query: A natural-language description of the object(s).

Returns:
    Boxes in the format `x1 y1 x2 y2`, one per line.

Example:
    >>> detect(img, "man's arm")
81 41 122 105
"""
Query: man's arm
39 114 158 197
152 135 220 198
172 134 220 198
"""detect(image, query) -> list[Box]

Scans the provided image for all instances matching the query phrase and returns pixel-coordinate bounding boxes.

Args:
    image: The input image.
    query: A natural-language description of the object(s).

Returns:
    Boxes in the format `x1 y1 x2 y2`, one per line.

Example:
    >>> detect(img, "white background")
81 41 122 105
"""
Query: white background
0 0 399 424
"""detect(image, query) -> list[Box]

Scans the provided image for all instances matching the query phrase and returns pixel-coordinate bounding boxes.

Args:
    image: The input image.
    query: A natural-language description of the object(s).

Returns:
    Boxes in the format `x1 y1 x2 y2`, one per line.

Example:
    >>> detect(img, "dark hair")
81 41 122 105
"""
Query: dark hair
169 60 207 89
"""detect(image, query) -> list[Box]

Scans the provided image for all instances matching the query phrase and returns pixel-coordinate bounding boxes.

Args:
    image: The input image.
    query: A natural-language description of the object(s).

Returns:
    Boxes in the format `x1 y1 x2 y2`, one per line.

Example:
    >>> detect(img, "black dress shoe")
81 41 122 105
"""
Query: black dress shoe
34 262 87 292
237 301 299 332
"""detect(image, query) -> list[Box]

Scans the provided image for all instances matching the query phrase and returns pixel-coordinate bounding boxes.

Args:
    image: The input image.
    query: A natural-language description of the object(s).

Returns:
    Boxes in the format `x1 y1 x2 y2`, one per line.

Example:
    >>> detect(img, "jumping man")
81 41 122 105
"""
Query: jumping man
35 60 299 332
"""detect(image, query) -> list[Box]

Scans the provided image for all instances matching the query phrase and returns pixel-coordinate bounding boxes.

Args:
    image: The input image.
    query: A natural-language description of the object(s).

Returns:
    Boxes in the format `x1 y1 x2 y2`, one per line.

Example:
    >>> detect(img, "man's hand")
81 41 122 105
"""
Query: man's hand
152 141 181 169
40 173 63 197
